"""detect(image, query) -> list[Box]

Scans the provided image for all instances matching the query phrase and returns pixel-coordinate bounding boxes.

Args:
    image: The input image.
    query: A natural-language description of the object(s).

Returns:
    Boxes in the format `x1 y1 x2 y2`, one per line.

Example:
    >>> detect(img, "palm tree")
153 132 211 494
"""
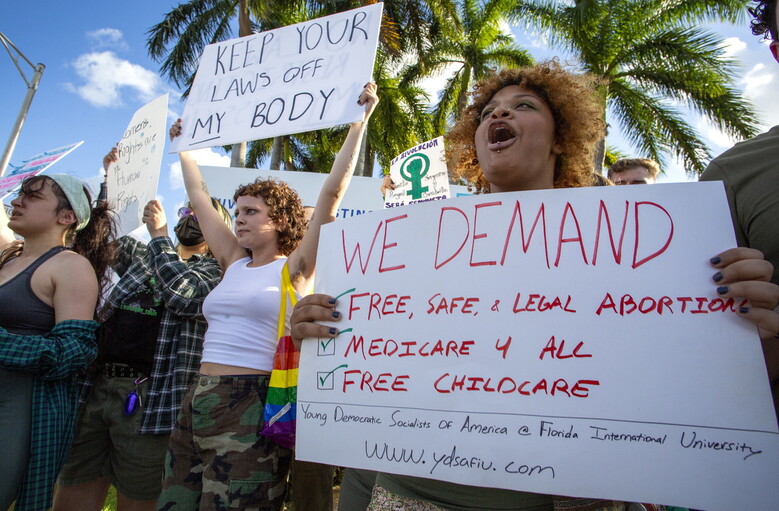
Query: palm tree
511 0 759 175
400 0 534 134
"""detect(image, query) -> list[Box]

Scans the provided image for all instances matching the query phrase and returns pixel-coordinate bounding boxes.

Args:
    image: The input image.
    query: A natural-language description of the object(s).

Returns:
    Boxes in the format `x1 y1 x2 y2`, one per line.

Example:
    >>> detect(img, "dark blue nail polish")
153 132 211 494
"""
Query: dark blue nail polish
332 311 340 319
717 286 728 294
328 297 337 305
710 256 721 265
328 327 337 335
712 272 723 282
739 306 749 314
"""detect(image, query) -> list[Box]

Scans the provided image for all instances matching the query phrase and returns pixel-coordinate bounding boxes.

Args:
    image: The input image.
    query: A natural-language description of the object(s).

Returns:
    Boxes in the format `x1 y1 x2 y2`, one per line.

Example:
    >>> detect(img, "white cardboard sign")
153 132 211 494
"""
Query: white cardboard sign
170 4 383 153
385 137 451 208
106 94 168 237
297 182 779 511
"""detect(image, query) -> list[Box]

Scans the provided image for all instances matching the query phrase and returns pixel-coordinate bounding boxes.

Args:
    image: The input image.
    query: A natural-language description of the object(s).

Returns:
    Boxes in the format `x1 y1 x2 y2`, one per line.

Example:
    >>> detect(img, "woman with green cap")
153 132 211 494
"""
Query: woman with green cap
0 173 116 511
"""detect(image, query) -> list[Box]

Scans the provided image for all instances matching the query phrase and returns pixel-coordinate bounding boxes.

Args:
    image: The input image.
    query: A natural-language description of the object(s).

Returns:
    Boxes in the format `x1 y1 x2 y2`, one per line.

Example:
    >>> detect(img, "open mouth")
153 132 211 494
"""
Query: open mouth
487 122 517 150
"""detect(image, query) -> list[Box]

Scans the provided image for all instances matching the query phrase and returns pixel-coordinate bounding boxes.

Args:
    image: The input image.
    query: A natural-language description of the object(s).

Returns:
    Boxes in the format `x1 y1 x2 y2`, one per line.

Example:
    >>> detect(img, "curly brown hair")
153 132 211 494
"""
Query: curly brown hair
750 0 778 40
447 60 605 193
233 178 306 256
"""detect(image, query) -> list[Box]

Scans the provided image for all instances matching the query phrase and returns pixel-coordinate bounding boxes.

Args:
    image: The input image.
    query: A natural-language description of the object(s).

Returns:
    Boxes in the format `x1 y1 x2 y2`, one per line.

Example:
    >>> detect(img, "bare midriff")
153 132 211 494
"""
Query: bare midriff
200 361 271 376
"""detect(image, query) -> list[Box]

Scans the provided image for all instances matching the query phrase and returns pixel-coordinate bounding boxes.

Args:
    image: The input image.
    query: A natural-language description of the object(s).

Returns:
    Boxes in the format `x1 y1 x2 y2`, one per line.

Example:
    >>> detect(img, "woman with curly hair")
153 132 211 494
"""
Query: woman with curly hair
0 174 116 511
158 82 378 511
289 61 779 511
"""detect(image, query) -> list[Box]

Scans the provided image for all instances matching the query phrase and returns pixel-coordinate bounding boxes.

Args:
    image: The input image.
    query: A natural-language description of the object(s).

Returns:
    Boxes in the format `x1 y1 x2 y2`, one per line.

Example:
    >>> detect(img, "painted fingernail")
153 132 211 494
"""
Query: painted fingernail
712 272 723 282
717 286 728 295
328 298 336 305
739 306 749 314
332 311 340 319
328 327 337 335
710 256 721 265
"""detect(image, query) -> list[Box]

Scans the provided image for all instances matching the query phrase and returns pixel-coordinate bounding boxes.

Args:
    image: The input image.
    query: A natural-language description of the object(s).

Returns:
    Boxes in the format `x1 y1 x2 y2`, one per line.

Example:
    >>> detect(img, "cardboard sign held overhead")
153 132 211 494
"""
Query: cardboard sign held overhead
170 4 383 153
106 94 168 237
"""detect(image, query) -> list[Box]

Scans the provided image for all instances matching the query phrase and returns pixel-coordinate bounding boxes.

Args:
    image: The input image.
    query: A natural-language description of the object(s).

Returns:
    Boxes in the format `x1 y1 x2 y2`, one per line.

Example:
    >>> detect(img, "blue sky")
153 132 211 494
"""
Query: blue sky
0 1 776 224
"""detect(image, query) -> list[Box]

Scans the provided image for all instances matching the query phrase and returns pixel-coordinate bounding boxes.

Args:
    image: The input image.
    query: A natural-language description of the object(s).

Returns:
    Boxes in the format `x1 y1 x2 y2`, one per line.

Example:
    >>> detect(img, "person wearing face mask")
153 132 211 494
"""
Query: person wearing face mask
53 149 231 511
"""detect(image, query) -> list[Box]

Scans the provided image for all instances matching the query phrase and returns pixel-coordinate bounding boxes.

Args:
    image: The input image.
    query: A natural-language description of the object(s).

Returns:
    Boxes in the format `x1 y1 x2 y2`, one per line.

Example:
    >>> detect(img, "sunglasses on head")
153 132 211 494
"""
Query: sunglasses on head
177 206 197 220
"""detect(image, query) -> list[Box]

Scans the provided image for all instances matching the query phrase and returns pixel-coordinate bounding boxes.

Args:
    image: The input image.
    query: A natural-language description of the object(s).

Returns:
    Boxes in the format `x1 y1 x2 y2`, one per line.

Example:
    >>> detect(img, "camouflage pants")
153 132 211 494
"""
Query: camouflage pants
157 375 292 511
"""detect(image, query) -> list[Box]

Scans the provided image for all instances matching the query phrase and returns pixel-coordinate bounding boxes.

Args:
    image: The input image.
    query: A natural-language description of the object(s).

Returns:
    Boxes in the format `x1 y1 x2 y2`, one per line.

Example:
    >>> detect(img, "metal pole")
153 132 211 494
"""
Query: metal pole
0 32 45 177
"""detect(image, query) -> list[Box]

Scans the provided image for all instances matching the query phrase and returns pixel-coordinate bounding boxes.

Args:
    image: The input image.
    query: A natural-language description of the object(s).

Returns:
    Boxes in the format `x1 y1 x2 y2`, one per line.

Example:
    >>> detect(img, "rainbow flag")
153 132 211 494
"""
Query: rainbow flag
262 335 299 448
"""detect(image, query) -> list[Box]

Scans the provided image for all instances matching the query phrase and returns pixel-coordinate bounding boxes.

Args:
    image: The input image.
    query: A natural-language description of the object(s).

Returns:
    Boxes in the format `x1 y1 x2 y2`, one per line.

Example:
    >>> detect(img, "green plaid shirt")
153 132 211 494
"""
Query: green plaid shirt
80 235 222 434
0 319 99 511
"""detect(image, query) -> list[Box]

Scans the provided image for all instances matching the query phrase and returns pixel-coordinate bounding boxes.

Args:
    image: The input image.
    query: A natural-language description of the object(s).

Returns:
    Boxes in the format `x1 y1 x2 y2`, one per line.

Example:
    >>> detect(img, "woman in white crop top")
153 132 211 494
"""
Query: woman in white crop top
158 83 378 511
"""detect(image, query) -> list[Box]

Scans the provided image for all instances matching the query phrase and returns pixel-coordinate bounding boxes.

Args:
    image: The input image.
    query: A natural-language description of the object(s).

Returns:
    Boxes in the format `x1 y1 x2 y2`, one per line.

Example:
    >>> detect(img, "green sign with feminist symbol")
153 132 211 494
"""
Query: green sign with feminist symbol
400 154 430 200
385 136 451 209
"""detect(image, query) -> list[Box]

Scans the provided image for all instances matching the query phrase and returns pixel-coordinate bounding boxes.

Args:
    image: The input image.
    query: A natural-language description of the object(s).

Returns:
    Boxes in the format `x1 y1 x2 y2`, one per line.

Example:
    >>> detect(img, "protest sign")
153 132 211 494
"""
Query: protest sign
106 94 168 237
0 141 83 198
200 165 469 219
170 4 383 153
385 137 450 208
297 182 779 511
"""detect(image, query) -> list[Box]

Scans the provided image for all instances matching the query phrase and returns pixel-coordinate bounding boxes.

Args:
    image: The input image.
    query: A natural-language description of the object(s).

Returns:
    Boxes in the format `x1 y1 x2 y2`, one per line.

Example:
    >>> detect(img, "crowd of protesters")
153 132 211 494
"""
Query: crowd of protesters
0 2 777 511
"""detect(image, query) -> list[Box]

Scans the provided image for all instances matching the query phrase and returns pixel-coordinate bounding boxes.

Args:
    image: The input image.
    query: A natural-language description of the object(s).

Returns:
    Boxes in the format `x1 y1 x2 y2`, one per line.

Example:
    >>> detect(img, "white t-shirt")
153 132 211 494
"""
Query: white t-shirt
201 257 288 372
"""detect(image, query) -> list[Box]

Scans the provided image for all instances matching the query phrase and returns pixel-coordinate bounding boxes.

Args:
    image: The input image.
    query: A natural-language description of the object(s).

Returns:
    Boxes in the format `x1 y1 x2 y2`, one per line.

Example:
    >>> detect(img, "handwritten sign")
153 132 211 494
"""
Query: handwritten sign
170 4 382 153
200 165 468 219
0 142 83 198
385 137 451 208
297 182 779 511
107 94 168 236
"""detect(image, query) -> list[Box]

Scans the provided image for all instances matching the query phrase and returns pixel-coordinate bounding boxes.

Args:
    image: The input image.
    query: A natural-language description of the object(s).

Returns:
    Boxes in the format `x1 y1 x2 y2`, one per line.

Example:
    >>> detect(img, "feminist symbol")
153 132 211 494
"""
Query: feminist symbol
400 153 430 200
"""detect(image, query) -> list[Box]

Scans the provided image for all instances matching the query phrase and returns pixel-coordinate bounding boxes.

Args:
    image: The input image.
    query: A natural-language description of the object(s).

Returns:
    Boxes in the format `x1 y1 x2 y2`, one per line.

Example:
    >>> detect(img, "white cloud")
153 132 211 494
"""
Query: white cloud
64 51 161 108
87 28 128 51
740 63 777 129
742 62 774 93
168 148 231 191
721 37 747 57
695 115 740 151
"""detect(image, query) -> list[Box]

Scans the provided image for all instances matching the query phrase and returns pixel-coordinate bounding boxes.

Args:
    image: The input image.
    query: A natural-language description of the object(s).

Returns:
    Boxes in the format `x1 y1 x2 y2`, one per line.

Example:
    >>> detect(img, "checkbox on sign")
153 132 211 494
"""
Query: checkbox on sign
317 371 335 390
318 337 336 356
317 364 347 390
317 328 351 356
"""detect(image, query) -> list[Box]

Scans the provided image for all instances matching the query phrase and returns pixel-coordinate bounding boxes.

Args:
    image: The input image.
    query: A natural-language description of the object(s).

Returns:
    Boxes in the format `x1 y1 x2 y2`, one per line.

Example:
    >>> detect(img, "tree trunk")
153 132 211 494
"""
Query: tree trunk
353 133 369 176
230 0 252 169
593 137 605 175
230 142 246 168
270 137 283 170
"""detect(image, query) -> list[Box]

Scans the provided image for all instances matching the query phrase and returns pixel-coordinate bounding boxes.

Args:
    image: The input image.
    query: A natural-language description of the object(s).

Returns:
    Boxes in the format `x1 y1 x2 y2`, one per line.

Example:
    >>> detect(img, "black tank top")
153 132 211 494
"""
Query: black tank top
0 246 65 335
96 276 163 374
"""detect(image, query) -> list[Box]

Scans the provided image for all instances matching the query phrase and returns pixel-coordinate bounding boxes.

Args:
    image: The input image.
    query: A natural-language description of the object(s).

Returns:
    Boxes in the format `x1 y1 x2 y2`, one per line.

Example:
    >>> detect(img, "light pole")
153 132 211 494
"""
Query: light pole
0 32 45 177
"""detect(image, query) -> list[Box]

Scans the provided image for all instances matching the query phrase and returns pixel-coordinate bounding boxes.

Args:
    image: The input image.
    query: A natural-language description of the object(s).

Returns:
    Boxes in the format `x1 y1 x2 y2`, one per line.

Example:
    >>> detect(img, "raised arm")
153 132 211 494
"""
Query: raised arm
170 121 245 270
287 83 379 292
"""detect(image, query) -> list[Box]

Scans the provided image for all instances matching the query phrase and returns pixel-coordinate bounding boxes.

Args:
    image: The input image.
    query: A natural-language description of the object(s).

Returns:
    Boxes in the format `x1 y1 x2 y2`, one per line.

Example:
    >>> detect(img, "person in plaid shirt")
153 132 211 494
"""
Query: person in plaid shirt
54 149 231 511
0 173 116 511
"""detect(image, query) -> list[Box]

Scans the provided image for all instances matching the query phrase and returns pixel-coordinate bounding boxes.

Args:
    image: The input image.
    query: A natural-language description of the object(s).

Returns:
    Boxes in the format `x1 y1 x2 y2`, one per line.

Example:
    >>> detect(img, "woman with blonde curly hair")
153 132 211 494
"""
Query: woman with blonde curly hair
289 61 779 511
